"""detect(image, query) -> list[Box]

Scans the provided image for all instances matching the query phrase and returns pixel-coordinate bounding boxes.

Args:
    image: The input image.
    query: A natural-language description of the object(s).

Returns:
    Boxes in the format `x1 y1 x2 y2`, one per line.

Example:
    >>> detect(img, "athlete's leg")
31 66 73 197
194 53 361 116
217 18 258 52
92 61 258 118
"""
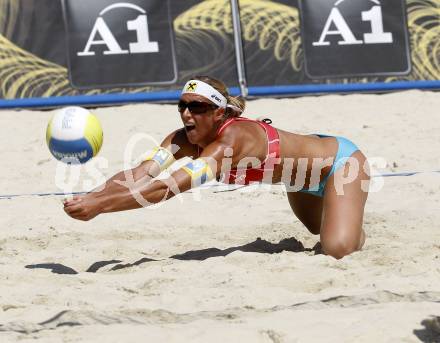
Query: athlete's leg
320 151 369 259
286 191 323 235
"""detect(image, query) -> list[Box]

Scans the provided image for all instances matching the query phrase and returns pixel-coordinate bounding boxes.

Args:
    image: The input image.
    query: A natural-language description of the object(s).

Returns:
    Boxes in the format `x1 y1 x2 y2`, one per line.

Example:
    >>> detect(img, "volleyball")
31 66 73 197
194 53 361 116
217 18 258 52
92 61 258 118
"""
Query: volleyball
46 106 103 164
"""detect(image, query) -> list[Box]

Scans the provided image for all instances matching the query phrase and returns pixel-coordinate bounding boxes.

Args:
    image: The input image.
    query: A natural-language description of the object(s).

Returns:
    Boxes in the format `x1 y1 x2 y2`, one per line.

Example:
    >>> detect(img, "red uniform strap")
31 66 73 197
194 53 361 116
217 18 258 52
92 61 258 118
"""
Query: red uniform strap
217 117 280 164
216 117 280 184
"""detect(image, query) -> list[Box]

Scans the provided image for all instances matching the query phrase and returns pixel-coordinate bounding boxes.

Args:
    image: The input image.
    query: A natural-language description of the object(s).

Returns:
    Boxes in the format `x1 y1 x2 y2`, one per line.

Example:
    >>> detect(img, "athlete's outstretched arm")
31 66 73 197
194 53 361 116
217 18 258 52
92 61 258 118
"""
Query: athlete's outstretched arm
63 130 182 220
63 130 237 221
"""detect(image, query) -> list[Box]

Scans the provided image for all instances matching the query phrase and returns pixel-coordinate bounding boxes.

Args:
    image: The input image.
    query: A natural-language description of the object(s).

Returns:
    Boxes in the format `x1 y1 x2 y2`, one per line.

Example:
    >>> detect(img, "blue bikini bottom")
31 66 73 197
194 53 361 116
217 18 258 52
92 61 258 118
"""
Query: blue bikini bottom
299 135 359 197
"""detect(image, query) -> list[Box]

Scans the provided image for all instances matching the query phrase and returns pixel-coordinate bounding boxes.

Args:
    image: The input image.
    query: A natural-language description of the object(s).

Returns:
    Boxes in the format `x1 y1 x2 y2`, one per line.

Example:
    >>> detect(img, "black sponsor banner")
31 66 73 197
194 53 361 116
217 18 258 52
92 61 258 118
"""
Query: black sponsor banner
62 0 177 88
0 0 439 102
299 0 411 78
0 0 239 95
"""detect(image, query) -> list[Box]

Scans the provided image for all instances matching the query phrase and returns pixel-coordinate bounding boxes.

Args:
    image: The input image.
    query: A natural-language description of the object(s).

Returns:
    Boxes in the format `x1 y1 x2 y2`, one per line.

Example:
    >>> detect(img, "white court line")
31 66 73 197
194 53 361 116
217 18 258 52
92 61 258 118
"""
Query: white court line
1 171 439 199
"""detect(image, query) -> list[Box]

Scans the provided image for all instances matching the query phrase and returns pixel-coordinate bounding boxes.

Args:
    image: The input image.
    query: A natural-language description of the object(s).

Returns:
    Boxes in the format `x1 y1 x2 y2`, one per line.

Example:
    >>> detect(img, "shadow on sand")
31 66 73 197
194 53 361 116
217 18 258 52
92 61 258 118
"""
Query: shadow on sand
25 237 322 274
25 263 78 275
413 316 440 342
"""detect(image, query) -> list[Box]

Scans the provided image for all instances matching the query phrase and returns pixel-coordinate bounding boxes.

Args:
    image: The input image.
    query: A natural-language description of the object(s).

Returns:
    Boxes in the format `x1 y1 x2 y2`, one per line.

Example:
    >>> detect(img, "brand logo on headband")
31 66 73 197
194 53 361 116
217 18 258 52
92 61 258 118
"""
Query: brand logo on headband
182 80 227 108
185 82 197 92
211 94 221 103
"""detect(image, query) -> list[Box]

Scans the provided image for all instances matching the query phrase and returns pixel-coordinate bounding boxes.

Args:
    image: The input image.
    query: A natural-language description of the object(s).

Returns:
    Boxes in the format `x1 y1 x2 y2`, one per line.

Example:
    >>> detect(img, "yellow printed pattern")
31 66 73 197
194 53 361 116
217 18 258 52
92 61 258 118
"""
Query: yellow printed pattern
174 0 302 78
185 82 198 92
145 147 175 171
45 119 52 146
0 0 154 100
174 0 440 82
388 0 440 81
0 0 19 39
182 158 214 186
84 113 103 156
0 0 439 99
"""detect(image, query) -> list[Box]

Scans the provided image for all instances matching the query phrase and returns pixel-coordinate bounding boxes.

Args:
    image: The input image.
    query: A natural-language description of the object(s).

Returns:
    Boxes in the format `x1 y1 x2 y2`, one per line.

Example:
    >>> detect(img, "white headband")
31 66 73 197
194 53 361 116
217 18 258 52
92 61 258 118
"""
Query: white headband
182 80 227 108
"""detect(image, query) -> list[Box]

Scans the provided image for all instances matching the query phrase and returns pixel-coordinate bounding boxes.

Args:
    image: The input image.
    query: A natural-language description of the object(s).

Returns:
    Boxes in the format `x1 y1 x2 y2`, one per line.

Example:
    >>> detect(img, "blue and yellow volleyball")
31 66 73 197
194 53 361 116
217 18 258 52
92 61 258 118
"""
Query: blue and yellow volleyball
46 106 103 164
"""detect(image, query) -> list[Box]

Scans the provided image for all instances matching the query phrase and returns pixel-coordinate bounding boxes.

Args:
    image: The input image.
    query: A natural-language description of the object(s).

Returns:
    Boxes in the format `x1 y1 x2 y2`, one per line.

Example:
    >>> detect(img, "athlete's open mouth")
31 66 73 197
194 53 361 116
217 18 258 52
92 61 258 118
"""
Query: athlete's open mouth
185 124 196 132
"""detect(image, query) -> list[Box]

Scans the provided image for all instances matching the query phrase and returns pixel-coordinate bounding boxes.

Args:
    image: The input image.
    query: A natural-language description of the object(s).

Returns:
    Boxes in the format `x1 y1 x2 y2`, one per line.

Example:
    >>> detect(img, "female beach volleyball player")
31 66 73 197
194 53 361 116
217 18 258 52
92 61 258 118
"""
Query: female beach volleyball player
64 76 370 259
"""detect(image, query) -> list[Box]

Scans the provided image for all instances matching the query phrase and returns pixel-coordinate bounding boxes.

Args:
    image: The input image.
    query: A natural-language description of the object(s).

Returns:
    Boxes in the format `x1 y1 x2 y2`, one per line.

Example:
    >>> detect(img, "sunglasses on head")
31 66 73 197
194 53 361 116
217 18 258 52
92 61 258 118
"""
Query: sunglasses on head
178 100 218 114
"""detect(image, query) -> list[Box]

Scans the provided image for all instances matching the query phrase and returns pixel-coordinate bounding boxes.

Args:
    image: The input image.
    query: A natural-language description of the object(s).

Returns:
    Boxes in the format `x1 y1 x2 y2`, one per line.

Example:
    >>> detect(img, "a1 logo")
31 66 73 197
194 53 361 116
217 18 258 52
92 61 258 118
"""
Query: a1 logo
62 0 177 88
313 2 392 46
299 0 411 78
78 3 159 56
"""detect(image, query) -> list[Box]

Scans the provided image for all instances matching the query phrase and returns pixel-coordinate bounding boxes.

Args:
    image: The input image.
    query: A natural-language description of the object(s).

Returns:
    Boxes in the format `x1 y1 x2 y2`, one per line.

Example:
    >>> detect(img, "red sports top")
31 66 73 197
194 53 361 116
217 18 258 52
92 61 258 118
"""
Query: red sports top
216 117 280 185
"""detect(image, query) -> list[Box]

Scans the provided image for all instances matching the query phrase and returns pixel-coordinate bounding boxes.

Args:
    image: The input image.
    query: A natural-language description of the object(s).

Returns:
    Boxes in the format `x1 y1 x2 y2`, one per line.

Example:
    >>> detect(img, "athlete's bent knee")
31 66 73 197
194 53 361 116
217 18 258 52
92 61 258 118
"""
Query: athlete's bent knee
321 236 361 259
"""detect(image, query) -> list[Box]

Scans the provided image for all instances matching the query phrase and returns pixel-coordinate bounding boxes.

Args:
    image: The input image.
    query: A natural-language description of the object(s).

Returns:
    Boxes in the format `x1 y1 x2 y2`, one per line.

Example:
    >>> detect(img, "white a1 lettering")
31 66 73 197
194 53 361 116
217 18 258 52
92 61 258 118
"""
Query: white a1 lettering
78 9 159 56
362 6 393 43
78 17 128 56
313 8 363 46
127 15 159 53
313 5 393 46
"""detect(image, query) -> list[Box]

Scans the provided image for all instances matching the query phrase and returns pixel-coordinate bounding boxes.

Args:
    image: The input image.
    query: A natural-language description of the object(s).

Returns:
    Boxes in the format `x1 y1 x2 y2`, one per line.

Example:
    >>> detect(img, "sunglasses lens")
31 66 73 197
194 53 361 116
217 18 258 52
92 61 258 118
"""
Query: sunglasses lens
189 102 210 114
178 101 216 114
177 100 187 113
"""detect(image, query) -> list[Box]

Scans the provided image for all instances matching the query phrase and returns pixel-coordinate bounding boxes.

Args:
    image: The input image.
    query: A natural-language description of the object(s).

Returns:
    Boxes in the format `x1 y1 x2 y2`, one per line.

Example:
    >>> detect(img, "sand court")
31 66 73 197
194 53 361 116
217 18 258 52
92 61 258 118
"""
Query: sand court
0 90 440 342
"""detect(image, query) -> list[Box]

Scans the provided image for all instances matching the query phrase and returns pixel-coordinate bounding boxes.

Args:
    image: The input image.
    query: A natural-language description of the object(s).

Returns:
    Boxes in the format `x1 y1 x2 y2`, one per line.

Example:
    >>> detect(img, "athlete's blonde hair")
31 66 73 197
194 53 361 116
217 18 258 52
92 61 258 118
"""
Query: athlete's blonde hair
193 75 246 118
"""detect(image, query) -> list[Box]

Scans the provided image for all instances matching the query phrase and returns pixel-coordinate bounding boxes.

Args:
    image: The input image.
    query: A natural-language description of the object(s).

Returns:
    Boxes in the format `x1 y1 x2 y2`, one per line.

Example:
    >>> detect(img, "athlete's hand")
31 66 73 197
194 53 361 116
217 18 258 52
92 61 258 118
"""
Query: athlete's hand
63 194 102 221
